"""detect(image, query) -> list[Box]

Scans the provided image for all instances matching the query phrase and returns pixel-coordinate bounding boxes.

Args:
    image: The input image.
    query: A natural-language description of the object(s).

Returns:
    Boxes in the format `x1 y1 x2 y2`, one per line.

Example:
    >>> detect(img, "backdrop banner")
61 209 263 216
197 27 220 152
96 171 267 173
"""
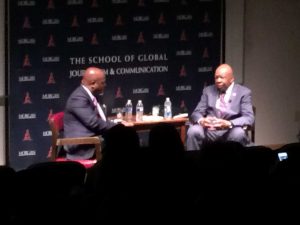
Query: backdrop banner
8 0 223 170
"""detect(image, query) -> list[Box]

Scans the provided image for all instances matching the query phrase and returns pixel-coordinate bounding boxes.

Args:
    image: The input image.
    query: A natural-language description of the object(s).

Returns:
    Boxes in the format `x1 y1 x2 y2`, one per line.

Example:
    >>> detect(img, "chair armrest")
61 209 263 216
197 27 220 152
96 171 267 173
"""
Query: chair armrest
56 136 101 145
56 136 102 161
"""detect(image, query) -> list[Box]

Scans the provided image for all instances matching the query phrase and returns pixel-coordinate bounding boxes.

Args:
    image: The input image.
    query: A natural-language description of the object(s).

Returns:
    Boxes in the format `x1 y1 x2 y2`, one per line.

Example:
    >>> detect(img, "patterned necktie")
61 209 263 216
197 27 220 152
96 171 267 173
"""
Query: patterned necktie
92 97 98 108
92 97 106 121
219 92 226 118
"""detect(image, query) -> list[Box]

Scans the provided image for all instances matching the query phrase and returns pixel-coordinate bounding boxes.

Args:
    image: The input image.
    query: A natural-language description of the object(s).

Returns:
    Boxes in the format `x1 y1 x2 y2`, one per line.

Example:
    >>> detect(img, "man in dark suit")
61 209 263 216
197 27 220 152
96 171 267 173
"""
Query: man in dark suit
64 67 131 160
186 64 254 150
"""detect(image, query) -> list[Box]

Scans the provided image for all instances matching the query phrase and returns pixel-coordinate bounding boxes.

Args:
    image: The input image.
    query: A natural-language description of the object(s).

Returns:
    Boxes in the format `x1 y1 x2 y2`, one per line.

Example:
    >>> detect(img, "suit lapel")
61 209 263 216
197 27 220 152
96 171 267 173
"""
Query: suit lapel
212 86 219 104
230 84 238 104
79 85 97 110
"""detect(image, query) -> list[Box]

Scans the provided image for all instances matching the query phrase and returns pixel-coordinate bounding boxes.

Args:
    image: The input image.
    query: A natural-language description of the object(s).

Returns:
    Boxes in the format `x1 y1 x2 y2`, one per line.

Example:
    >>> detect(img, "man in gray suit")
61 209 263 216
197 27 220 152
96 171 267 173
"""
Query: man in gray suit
186 64 254 150
64 67 131 160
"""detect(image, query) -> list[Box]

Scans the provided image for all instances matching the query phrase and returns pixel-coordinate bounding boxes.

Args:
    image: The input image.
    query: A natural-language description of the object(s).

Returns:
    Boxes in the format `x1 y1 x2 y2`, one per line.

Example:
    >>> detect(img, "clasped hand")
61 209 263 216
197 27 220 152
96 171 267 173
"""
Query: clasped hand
199 116 231 130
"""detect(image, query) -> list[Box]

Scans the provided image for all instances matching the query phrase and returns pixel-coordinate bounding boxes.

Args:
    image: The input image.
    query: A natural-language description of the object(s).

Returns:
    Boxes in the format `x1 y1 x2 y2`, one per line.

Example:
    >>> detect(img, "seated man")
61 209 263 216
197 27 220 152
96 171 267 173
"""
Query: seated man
186 63 255 150
63 66 130 160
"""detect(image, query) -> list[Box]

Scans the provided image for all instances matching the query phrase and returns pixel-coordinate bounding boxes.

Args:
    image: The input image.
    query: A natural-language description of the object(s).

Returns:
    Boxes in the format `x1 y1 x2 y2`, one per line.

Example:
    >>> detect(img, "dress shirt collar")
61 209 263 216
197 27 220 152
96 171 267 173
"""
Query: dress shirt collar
219 82 234 102
81 85 96 102
225 82 234 96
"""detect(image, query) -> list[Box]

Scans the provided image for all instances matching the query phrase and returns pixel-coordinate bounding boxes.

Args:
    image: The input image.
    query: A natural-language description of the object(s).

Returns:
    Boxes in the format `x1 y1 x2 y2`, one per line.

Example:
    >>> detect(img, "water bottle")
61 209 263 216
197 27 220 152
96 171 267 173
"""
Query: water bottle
136 100 144 122
125 99 133 121
164 97 172 119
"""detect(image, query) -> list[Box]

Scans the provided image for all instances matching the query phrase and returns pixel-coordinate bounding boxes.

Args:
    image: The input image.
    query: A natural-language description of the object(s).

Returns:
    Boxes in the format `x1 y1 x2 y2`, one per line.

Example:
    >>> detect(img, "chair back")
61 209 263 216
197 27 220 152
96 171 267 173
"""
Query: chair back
49 112 65 160
48 111 102 168
50 111 64 132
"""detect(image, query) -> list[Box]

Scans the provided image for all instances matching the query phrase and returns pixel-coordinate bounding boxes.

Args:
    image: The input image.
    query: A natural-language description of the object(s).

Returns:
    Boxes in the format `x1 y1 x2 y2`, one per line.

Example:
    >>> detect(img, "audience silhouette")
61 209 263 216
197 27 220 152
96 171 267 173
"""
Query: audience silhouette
3 121 300 224
84 124 143 222
0 166 16 224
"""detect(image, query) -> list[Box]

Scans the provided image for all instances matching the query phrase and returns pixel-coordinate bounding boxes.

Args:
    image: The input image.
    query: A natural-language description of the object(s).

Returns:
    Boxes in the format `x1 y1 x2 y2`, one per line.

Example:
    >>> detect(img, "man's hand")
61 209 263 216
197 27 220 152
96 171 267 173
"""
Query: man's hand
199 117 232 130
200 117 215 128
212 118 232 129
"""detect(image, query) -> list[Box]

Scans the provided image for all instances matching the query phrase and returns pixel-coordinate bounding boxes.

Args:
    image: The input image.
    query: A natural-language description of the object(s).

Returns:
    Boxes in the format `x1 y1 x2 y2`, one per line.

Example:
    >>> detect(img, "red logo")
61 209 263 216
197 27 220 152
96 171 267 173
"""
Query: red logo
138 0 145 7
71 16 79 27
180 30 187 41
180 100 188 113
157 84 165 96
91 33 99 45
22 16 31 29
202 47 209 58
158 12 166 25
47 0 55 9
179 65 187 77
91 0 99 8
47 34 55 47
115 87 123 98
23 92 32 104
137 32 145 44
180 100 186 108
203 12 210 23
23 54 31 67
23 129 32 141
47 72 56 84
115 15 124 26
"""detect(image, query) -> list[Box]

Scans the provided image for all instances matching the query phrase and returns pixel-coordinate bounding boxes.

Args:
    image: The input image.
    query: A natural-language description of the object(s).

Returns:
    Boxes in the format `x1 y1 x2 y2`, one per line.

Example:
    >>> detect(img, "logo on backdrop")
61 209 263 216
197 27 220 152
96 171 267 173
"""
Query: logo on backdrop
157 84 165 96
22 16 31 29
115 87 124 98
23 129 32 141
47 35 56 47
47 72 56 84
23 92 32 104
179 65 187 77
47 0 55 9
23 54 31 67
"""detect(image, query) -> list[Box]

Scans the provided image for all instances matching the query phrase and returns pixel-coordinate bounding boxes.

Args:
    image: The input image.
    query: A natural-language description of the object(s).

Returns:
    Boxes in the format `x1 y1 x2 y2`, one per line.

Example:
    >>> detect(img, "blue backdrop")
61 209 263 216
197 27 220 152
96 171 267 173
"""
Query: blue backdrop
8 0 223 170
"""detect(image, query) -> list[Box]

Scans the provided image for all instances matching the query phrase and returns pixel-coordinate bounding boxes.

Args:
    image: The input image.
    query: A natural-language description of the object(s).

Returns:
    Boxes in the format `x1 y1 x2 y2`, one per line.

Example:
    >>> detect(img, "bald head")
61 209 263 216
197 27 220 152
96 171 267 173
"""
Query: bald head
214 64 234 92
81 67 106 95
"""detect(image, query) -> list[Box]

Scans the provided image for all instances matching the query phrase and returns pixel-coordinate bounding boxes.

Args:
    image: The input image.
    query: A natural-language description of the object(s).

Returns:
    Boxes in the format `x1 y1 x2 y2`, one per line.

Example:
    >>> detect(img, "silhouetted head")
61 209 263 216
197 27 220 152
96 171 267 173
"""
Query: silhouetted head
103 124 140 156
149 123 185 155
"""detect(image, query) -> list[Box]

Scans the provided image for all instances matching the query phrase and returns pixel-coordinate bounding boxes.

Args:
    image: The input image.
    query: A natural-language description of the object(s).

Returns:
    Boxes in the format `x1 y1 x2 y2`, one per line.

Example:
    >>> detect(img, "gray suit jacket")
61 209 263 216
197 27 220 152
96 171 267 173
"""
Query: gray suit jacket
190 83 254 127
64 85 115 159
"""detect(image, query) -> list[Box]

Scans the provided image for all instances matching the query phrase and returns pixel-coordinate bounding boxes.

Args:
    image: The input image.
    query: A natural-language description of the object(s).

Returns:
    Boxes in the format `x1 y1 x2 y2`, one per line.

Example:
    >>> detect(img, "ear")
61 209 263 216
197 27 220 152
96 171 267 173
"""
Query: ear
91 80 96 86
90 82 96 91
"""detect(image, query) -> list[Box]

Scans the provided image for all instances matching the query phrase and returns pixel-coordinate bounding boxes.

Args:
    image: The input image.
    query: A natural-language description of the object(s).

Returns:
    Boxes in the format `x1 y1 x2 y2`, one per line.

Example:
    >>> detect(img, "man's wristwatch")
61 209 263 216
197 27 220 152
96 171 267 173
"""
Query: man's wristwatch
228 121 233 129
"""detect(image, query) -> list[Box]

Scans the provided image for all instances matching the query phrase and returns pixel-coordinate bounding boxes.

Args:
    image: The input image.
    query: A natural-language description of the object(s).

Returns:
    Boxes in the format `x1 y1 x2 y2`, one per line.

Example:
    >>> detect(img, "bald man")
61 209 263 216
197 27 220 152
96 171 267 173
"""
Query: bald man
186 64 254 150
64 67 127 160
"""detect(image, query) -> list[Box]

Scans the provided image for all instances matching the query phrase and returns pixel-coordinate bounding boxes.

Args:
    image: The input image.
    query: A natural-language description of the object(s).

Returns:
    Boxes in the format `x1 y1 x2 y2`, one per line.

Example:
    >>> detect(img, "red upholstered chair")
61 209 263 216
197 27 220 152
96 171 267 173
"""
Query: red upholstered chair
48 112 102 168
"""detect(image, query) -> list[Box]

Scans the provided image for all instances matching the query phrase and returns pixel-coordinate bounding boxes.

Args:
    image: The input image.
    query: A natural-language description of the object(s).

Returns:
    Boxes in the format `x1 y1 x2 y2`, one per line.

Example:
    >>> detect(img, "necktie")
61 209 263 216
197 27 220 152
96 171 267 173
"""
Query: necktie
92 97 106 121
219 93 226 118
